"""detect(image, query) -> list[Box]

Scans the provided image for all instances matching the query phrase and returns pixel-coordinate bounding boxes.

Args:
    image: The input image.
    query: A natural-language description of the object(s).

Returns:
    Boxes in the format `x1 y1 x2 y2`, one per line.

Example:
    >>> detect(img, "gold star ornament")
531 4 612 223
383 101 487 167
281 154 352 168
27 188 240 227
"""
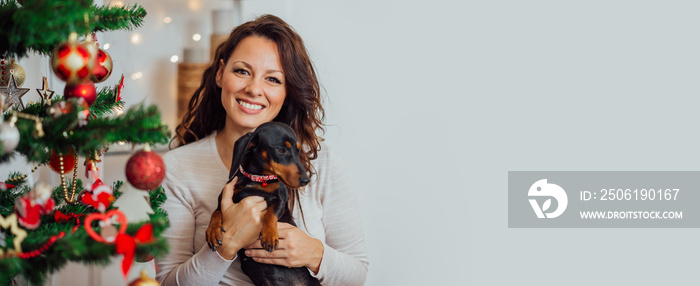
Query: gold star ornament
36 76 55 105
0 213 28 256
0 74 30 111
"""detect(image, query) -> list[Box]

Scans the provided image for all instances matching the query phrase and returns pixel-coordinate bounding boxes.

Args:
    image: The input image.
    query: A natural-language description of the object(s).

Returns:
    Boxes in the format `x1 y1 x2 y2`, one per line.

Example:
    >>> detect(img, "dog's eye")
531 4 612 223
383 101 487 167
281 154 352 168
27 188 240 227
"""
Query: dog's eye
277 148 287 154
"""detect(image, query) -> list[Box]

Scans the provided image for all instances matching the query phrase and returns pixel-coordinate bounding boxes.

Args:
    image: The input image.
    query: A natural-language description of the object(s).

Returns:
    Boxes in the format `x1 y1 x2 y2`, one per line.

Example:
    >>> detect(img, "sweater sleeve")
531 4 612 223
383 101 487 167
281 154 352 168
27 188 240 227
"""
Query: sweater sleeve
310 149 369 285
155 153 236 285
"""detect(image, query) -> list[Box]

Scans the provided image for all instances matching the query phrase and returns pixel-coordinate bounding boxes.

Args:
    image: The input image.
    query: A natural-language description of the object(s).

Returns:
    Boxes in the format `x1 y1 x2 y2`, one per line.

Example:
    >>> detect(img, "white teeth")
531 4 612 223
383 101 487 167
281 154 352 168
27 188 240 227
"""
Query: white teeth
237 100 263 110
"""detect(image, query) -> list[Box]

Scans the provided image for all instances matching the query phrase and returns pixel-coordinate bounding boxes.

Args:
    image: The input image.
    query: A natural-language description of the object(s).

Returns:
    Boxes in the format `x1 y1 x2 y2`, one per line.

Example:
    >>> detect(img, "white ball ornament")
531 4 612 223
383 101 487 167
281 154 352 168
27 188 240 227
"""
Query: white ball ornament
0 122 20 154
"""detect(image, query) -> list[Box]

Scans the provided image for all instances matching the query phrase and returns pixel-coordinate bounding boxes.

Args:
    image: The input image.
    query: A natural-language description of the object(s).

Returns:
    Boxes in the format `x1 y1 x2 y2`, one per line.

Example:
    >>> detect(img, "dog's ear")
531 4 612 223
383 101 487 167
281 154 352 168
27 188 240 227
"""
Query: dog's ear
227 132 257 181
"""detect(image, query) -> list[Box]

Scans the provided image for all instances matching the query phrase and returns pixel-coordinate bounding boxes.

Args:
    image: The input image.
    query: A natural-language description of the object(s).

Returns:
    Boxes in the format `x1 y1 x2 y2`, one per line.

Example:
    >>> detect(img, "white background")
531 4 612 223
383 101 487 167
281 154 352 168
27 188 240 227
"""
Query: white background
6 0 700 285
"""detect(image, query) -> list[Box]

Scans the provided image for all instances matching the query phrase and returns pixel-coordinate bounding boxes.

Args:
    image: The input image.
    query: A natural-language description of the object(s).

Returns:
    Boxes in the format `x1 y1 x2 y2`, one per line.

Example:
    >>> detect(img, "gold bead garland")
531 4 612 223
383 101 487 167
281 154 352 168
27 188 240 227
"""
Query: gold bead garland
6 105 85 204
7 110 82 203
8 112 44 137
59 155 79 203
4 165 38 184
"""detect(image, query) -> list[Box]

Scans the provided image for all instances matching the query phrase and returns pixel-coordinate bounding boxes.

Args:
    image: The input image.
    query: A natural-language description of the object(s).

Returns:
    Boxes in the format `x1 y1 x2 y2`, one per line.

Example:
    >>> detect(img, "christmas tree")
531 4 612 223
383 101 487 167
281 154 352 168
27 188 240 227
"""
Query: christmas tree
0 0 170 284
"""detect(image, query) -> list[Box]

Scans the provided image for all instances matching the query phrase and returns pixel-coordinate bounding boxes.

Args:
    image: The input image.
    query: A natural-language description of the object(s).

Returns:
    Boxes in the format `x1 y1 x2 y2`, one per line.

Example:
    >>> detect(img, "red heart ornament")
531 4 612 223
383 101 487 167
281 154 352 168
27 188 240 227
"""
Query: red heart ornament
84 209 127 243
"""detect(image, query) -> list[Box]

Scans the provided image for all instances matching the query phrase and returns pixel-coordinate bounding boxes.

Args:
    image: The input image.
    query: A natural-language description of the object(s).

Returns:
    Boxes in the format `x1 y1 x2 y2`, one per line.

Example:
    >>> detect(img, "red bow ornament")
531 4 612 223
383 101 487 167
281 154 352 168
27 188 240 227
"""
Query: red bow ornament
54 210 85 232
84 210 154 277
0 182 15 190
115 223 154 278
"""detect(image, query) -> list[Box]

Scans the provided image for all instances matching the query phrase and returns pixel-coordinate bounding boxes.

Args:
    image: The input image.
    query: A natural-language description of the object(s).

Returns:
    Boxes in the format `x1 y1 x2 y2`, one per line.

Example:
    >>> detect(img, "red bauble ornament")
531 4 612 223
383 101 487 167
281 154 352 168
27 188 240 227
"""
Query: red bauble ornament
125 146 166 191
64 81 97 106
49 150 76 174
91 48 113 83
51 33 95 84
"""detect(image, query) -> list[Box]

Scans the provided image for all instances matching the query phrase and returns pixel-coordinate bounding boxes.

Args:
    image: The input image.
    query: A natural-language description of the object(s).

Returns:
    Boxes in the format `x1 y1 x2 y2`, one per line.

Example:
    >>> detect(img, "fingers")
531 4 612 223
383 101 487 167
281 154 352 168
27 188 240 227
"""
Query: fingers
239 196 267 214
244 225 291 250
249 257 284 266
245 246 285 259
244 246 296 268
242 224 294 250
242 195 266 204
245 238 285 250
220 177 237 210
246 254 290 267
245 239 263 249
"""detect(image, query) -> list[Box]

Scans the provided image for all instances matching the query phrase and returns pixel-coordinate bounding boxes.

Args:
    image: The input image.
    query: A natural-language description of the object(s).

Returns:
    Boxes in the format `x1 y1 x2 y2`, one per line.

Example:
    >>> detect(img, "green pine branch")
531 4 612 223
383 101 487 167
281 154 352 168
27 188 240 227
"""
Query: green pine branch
0 86 170 164
18 80 124 119
0 172 28 215
84 104 171 148
92 4 146 32
0 0 146 58
0 181 170 285
89 84 124 118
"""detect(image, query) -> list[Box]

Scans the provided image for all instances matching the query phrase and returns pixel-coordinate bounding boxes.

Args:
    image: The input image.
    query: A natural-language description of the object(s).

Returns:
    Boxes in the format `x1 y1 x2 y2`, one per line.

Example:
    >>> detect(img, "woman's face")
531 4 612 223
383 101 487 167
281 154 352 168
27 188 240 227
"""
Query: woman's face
217 36 286 133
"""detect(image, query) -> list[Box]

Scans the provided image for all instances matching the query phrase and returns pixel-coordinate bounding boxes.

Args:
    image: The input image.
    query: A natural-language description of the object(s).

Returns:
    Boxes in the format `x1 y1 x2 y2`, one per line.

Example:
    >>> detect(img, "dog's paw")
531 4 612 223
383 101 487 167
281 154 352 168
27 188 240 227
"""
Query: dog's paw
260 227 279 252
205 223 223 250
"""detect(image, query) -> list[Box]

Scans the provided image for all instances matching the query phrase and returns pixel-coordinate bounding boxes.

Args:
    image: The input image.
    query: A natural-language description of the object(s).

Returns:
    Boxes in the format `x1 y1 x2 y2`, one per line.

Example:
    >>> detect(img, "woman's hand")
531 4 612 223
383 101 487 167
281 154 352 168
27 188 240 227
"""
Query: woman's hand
216 178 268 260
244 222 324 273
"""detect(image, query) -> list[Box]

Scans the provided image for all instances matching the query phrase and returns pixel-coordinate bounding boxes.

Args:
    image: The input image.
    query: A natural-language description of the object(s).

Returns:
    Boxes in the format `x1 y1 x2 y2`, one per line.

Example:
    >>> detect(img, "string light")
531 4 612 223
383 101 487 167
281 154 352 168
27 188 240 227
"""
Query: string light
130 72 143 80
192 34 202 41
163 17 172 24
103 43 111 50
170 55 179 63
130 33 141 45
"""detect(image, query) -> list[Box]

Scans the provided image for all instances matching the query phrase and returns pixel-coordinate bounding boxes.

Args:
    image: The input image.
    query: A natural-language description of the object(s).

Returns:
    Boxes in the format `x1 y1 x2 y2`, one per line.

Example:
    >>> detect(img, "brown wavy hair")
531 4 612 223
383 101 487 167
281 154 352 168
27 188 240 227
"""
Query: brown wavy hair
174 14 325 178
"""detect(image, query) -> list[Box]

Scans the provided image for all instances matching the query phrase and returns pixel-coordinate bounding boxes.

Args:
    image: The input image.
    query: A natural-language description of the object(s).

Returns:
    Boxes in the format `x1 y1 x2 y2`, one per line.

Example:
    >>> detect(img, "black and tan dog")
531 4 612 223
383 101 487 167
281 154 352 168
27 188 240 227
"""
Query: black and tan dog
206 122 320 286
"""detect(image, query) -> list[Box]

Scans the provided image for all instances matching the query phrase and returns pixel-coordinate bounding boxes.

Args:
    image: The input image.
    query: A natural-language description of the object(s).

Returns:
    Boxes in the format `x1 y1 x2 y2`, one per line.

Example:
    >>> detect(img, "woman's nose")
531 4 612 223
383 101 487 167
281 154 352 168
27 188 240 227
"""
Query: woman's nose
244 77 264 97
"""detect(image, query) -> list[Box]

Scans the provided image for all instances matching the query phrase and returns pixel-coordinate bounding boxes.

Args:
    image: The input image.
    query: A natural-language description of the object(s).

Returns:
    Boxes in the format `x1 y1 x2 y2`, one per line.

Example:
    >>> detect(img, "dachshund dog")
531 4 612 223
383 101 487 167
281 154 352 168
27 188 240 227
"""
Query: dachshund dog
205 122 320 286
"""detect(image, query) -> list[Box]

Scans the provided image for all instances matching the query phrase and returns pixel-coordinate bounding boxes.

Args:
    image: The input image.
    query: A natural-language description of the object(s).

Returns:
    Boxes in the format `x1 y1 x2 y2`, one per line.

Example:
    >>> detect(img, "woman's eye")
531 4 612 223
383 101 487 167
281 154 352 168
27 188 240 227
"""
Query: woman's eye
267 77 282 84
234 69 249 75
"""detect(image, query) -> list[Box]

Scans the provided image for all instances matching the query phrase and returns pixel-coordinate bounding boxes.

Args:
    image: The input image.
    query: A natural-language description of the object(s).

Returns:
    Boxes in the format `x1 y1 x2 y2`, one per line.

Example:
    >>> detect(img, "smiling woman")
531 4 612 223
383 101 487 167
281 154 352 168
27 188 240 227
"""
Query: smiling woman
215 36 286 131
158 14 369 285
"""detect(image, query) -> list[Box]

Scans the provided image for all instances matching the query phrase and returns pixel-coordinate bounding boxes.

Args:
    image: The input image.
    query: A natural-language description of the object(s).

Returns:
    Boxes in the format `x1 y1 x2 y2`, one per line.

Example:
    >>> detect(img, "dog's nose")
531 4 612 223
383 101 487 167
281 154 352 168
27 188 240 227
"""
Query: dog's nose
300 177 310 186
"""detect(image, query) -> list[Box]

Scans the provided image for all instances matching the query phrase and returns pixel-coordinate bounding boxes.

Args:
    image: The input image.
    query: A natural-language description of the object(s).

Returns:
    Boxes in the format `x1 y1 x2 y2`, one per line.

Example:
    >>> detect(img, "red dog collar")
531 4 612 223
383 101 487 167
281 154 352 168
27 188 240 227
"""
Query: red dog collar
239 166 277 187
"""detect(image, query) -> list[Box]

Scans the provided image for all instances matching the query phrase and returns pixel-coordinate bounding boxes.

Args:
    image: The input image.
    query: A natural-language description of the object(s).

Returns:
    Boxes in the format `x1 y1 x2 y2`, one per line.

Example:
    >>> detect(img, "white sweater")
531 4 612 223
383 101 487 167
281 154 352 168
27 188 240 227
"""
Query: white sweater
155 132 369 285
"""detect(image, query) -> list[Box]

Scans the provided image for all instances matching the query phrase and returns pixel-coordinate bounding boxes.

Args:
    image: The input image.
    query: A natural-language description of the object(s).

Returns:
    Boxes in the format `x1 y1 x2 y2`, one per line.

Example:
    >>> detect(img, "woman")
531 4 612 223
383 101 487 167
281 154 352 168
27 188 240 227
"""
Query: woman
155 15 368 285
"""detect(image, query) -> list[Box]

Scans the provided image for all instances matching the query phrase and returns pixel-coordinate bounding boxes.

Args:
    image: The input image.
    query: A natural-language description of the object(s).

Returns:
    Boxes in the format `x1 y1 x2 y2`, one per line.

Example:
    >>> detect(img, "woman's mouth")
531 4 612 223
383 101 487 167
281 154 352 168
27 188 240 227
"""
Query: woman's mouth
237 99 264 111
